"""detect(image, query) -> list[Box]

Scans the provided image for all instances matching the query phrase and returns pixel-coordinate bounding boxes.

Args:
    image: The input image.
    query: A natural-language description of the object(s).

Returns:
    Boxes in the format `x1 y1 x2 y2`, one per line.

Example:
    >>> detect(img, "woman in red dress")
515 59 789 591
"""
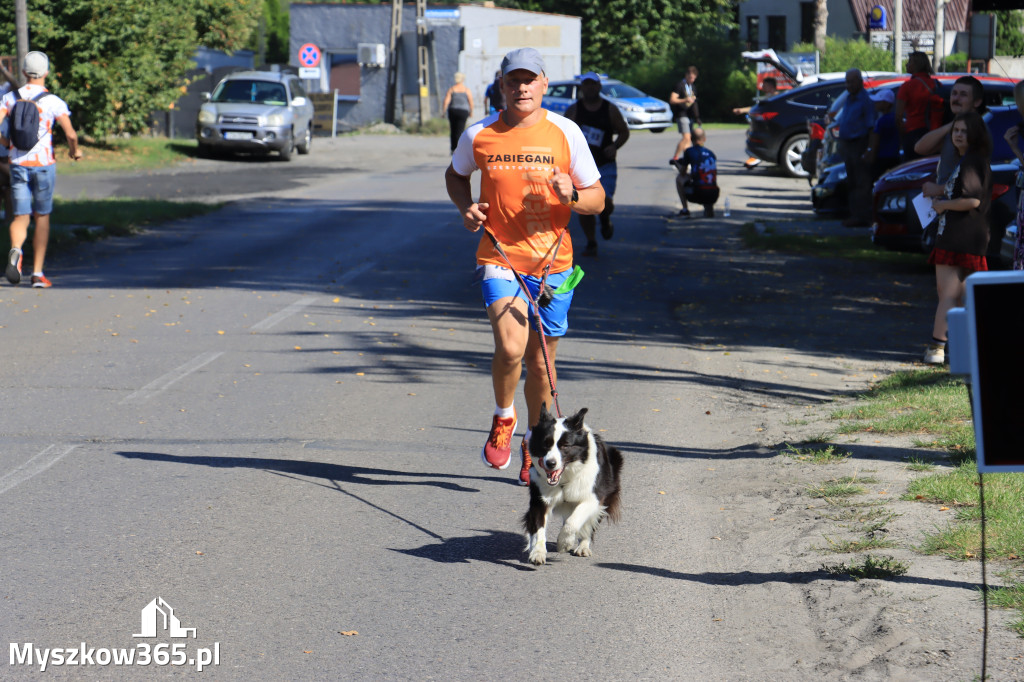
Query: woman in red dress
924 111 992 364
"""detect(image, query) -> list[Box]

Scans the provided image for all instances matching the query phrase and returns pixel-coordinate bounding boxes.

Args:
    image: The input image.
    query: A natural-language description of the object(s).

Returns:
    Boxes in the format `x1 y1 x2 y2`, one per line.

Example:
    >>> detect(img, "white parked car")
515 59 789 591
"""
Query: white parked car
542 75 673 132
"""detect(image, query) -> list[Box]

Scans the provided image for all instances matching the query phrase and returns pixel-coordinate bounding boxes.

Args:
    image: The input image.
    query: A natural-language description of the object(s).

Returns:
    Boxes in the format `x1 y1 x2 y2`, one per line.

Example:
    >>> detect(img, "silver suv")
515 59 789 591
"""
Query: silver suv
196 71 314 161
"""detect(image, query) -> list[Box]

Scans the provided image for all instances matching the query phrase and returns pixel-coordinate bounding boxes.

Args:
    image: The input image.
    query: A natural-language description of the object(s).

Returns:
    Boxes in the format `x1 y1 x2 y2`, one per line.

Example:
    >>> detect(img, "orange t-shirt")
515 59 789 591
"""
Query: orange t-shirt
451 109 601 276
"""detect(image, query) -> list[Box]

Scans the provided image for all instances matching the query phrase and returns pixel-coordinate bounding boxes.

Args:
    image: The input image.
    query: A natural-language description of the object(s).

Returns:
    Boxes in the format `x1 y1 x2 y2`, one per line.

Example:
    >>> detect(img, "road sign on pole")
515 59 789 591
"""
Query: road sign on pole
298 43 322 69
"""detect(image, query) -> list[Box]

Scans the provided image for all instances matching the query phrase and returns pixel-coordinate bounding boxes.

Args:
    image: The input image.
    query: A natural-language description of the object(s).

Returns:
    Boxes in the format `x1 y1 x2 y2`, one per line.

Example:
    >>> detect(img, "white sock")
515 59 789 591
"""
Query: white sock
495 405 515 419
523 428 532 443
32 272 43 277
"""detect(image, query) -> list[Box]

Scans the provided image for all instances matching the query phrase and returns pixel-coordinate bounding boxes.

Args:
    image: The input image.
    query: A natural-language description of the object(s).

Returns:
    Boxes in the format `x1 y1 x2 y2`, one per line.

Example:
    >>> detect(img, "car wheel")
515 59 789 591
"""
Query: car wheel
650 127 666 133
297 124 312 155
279 134 294 162
780 134 810 178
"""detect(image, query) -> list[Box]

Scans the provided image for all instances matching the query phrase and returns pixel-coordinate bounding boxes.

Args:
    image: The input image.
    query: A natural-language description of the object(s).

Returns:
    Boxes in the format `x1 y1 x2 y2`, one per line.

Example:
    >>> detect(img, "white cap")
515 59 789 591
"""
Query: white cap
871 89 895 104
23 51 48 78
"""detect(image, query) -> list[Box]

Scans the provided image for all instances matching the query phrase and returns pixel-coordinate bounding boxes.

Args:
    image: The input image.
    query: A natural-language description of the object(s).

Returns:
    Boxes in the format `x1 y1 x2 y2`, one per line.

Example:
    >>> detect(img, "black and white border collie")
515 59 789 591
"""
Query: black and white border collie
522 406 623 565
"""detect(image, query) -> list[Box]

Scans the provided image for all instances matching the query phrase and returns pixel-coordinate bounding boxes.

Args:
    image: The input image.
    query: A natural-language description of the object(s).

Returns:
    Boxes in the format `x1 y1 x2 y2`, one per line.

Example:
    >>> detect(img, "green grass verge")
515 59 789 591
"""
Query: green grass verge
55 138 200 175
830 368 975 456
833 366 1024 633
5 198 222 257
740 223 931 268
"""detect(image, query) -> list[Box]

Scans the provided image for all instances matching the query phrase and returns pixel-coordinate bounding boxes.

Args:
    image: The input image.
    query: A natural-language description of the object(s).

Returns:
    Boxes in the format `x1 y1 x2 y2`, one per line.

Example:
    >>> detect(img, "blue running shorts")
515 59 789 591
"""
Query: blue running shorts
479 266 574 337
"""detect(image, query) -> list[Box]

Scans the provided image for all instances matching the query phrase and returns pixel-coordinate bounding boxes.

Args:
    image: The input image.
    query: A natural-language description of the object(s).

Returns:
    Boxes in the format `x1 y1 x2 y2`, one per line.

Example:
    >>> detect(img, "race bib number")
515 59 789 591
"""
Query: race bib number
580 124 603 148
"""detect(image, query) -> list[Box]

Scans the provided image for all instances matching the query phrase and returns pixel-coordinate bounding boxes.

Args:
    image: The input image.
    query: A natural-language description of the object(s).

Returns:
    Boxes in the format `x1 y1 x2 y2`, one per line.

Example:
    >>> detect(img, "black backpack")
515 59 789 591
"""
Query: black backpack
9 89 53 151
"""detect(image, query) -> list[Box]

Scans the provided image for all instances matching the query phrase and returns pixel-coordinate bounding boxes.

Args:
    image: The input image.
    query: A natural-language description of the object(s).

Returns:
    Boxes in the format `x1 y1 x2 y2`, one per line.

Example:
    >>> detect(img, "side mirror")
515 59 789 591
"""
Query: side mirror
291 96 307 108
201 92 211 102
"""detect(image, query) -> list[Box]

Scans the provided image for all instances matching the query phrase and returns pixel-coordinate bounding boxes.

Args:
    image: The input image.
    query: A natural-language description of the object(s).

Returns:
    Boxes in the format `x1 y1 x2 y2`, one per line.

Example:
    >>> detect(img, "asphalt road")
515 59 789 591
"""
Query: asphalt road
4 128 982 680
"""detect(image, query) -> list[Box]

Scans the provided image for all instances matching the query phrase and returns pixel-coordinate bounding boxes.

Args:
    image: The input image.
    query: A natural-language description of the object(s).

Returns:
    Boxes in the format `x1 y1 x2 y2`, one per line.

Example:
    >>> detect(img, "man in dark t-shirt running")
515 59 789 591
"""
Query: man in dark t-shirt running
564 72 630 257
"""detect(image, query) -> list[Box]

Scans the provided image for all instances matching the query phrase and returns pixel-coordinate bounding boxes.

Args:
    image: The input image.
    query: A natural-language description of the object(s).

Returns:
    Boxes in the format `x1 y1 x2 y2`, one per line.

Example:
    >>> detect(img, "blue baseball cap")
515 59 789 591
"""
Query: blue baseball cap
581 72 601 83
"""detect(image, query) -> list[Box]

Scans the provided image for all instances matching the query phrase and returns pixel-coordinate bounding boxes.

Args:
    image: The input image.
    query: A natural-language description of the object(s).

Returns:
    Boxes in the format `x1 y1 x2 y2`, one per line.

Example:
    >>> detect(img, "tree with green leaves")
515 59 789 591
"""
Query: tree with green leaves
0 0 260 138
996 10 1024 58
499 0 734 76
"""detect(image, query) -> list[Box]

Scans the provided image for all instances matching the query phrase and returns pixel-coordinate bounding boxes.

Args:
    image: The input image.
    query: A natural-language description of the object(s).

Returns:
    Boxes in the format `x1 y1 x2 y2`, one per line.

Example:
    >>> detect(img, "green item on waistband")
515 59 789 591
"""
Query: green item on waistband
551 265 584 294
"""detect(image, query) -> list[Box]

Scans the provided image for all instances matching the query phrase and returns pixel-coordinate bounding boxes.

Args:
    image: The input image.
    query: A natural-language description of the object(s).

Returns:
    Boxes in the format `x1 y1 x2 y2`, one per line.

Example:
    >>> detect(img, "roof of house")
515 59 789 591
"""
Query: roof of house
848 0 969 33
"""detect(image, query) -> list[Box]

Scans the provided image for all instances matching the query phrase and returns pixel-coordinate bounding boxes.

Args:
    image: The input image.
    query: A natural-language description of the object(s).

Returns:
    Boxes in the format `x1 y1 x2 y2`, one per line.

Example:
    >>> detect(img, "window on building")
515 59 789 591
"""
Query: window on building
800 2 816 44
746 16 760 50
330 53 360 97
768 16 787 52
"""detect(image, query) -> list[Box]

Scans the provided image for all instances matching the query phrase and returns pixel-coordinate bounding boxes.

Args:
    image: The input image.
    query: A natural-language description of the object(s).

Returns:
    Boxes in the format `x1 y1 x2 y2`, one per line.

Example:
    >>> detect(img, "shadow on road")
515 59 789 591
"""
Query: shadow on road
391 529 533 571
115 450 502 492
596 562 983 591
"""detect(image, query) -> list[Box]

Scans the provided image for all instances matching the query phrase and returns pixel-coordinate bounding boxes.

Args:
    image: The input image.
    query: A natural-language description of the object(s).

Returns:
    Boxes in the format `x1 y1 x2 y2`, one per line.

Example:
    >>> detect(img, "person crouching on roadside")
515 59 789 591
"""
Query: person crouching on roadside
673 127 719 218
924 111 992 365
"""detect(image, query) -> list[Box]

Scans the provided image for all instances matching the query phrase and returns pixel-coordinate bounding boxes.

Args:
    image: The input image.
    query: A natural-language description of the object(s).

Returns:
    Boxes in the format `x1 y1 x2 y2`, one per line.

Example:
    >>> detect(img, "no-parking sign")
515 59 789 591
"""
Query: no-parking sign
298 43 321 68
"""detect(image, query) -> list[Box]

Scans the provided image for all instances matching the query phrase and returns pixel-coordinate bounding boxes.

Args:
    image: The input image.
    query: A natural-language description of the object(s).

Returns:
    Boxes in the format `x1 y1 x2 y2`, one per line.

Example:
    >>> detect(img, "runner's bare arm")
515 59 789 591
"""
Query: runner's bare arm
605 105 630 160
445 163 488 232
915 121 951 157
551 166 604 215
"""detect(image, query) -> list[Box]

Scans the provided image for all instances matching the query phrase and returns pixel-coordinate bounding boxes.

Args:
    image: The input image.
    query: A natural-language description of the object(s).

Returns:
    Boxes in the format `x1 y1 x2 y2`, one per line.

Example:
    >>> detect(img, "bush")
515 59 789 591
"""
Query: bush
791 36 894 73
941 52 968 72
617 34 752 122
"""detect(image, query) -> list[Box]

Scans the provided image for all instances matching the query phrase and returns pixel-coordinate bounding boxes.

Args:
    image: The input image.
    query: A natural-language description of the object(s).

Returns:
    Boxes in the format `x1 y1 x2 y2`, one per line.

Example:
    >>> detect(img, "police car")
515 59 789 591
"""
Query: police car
542 75 672 132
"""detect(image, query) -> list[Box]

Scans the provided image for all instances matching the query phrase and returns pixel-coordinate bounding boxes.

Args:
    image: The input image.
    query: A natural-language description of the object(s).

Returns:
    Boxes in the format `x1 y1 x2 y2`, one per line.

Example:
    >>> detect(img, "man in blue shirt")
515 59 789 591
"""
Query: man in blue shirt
837 69 876 227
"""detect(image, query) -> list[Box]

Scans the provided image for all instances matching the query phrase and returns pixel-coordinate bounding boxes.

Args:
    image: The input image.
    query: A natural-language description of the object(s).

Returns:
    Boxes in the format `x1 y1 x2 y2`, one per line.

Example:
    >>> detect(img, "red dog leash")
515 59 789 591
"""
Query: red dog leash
483 228 565 418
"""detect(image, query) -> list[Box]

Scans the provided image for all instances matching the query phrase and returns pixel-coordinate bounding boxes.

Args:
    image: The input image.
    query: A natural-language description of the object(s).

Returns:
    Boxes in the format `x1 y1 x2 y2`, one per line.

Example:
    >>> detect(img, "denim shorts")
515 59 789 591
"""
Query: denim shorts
479 266 574 337
11 164 56 216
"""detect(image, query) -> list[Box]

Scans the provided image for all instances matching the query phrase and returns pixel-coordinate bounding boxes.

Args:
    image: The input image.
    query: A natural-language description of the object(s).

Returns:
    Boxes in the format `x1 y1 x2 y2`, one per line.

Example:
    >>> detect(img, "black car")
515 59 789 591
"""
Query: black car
746 80 848 178
745 76 906 178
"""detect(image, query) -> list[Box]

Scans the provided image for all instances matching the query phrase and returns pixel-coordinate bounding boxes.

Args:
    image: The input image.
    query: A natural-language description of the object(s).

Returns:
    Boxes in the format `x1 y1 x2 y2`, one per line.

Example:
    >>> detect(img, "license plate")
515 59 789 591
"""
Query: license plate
224 131 253 140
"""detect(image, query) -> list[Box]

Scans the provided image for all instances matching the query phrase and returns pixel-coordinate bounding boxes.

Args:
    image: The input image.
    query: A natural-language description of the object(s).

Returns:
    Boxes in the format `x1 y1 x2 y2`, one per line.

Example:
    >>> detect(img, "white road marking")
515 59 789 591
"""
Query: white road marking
120 351 225 404
249 294 320 332
0 444 78 496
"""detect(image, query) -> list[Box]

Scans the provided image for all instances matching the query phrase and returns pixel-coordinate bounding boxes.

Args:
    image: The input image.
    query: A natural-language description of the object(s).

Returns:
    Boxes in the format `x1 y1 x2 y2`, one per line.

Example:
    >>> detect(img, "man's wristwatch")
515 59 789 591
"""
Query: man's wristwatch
570 188 579 206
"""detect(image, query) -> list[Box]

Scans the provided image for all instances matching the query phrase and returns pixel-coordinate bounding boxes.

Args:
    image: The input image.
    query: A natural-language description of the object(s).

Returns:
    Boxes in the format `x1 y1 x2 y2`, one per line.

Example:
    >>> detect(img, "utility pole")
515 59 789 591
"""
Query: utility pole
933 0 946 72
416 0 430 126
384 0 402 124
893 0 903 73
15 0 28 84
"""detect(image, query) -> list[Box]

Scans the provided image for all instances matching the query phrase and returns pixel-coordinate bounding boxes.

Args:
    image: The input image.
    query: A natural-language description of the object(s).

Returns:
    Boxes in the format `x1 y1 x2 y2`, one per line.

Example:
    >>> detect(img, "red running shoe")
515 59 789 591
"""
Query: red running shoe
518 437 532 486
31 275 52 288
481 411 516 470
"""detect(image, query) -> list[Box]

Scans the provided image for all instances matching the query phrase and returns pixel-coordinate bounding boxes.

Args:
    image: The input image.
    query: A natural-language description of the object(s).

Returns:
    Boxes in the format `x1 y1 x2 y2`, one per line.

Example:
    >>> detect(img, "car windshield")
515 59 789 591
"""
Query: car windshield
603 82 646 98
213 80 288 105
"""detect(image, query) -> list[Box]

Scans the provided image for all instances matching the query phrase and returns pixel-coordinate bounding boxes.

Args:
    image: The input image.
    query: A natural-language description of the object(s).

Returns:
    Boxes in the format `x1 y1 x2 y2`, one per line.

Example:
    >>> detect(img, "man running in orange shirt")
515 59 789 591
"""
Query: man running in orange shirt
444 48 605 485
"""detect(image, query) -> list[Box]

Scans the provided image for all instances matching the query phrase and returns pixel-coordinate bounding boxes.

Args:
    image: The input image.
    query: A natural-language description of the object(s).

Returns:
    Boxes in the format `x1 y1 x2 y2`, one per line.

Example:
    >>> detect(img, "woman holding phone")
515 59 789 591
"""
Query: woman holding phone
924 111 992 364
